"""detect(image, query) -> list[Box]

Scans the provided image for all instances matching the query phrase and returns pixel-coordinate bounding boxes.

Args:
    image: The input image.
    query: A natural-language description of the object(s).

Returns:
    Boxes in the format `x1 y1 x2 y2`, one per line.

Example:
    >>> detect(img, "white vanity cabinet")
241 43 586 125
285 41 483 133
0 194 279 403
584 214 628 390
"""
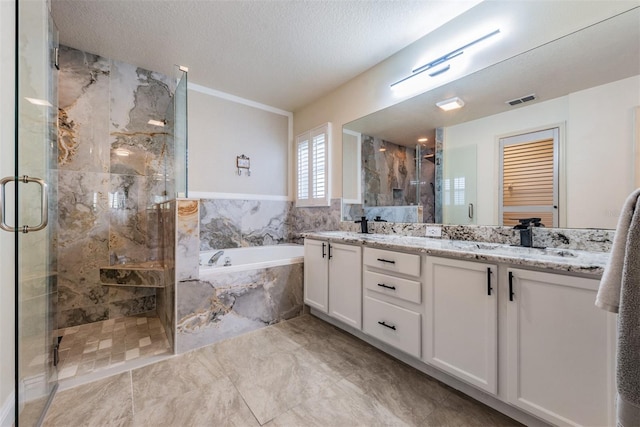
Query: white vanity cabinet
304 239 362 329
362 247 422 358
424 257 498 394
505 268 616 427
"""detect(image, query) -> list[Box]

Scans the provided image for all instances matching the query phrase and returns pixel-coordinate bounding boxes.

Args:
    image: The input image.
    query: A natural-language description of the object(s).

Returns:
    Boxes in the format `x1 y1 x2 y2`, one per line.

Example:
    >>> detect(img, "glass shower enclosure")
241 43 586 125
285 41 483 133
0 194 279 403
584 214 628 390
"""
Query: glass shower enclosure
8 0 60 425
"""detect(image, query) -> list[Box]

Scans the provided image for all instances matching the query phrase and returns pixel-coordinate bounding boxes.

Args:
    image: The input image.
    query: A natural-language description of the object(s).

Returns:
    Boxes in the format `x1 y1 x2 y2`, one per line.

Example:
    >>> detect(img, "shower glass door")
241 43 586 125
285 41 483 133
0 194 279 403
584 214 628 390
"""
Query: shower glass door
14 0 59 424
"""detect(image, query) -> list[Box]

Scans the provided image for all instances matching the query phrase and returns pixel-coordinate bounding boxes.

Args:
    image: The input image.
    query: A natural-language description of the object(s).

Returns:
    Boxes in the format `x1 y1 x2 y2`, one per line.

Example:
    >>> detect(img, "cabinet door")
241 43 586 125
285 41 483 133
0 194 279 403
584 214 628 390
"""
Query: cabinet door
303 239 329 313
328 243 362 329
425 257 498 394
506 268 616 426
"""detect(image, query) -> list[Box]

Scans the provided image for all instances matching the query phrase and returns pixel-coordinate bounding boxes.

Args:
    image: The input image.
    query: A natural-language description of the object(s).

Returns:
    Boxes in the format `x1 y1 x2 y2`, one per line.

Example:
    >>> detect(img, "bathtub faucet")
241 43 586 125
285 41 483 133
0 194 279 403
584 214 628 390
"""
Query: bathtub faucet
208 250 225 266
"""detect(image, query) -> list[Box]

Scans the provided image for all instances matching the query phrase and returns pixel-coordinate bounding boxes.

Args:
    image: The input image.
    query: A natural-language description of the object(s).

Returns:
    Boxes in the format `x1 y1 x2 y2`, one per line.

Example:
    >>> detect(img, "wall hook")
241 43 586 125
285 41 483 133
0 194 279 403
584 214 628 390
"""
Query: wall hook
237 154 251 176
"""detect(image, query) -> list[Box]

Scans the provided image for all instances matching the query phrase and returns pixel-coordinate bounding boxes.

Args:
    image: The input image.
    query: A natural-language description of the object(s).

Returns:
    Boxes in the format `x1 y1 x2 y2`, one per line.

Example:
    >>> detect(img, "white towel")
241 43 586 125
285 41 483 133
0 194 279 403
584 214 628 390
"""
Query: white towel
596 187 640 427
596 188 640 312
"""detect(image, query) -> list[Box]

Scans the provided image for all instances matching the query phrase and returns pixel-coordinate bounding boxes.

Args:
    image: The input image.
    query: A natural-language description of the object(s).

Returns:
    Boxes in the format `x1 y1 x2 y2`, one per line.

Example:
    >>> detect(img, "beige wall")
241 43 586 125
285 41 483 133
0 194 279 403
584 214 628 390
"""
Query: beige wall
293 1 636 199
444 75 640 230
0 0 15 418
188 86 290 198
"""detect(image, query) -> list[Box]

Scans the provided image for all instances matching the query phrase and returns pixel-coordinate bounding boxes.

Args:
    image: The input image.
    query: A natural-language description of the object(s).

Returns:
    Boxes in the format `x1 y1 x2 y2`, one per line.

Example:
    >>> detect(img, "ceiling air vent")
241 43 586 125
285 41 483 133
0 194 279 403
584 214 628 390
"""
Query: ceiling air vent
506 94 536 106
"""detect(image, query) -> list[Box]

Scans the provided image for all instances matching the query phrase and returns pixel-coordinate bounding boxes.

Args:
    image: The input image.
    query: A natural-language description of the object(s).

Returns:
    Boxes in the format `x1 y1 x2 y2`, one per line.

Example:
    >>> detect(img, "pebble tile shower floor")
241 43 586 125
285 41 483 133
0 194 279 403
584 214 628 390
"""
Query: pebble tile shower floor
55 314 171 380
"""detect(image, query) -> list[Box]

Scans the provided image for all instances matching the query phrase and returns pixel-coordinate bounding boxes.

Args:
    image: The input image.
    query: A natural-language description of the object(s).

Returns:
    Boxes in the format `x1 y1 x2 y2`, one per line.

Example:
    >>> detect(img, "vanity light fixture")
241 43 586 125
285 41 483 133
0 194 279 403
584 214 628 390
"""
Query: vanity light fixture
147 119 166 127
418 138 429 142
390 28 500 89
436 97 465 111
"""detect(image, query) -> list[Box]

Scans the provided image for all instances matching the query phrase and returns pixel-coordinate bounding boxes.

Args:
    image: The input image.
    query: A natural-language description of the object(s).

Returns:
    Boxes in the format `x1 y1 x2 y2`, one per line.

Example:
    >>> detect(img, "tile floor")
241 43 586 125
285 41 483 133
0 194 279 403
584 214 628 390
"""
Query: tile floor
55 314 171 380
42 314 522 426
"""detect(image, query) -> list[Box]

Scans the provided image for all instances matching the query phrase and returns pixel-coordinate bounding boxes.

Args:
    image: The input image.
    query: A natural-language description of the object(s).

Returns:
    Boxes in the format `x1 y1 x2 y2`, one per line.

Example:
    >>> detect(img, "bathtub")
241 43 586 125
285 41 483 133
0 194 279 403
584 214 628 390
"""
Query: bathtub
177 244 305 352
199 244 304 276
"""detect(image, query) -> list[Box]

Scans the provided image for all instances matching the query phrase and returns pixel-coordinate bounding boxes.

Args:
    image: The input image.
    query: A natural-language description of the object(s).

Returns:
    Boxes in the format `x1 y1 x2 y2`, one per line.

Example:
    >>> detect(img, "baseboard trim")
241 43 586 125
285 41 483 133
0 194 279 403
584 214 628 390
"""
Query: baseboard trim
0 391 14 427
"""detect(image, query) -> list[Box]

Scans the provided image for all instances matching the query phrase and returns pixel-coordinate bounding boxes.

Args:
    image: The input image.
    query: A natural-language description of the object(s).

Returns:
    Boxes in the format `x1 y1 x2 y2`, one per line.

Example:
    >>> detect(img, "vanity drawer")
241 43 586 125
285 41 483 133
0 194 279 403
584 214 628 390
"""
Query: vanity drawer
363 247 420 277
363 296 421 358
364 271 421 304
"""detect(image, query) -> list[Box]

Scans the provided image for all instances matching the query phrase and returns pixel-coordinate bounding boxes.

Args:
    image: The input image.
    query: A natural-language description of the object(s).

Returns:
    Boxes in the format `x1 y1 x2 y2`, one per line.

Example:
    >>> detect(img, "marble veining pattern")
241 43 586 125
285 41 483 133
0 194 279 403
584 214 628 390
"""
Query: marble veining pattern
362 135 417 207
199 197 341 249
309 230 609 276
339 221 614 253
176 199 200 281
176 263 303 353
199 198 289 250
57 46 176 328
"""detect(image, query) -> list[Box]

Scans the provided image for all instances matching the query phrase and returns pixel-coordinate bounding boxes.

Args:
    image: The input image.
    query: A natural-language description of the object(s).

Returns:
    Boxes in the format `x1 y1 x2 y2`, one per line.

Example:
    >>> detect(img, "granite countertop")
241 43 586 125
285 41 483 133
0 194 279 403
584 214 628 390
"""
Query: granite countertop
303 231 610 277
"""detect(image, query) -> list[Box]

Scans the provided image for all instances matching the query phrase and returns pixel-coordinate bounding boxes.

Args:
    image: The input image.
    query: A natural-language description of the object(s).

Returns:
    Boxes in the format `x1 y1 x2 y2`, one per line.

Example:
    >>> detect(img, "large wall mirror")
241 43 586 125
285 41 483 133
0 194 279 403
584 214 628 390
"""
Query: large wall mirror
342 7 640 230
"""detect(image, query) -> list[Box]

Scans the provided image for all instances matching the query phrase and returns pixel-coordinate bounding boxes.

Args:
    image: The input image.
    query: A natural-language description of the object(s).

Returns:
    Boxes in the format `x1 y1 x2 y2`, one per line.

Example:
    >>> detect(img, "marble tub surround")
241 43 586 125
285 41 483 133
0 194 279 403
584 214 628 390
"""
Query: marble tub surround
200 198 290 250
42 315 519 427
176 199 200 281
156 200 176 349
199 197 341 248
176 263 304 353
339 221 614 253
307 230 609 276
57 45 176 328
288 197 342 242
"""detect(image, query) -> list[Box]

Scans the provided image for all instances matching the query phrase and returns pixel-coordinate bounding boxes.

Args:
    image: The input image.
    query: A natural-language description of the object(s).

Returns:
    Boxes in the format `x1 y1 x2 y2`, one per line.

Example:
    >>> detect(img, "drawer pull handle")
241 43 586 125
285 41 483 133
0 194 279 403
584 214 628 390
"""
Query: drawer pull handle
377 283 396 290
376 258 396 264
378 321 396 331
487 267 492 296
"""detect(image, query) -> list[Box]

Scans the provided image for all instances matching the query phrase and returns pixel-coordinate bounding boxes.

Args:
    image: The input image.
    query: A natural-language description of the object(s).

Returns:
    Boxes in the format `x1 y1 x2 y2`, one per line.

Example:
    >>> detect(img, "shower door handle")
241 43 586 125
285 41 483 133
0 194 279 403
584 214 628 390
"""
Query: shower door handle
0 175 49 233
468 203 474 219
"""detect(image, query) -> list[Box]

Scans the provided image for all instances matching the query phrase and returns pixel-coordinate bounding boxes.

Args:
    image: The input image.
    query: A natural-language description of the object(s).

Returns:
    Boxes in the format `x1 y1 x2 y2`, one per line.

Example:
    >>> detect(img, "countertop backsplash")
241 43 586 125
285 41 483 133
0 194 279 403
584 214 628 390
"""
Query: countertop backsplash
338 221 613 253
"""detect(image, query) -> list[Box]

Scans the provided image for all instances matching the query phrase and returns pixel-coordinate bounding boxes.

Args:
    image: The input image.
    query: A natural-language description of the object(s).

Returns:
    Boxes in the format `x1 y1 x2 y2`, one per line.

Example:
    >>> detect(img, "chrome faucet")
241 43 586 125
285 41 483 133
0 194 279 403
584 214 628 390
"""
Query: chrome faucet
208 250 225 266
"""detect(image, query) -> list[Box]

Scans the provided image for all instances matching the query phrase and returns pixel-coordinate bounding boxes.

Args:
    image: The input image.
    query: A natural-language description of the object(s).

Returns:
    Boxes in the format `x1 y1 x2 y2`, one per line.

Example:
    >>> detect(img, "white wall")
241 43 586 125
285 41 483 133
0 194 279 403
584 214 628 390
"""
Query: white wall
0 0 15 423
444 75 640 229
188 84 291 199
293 1 635 199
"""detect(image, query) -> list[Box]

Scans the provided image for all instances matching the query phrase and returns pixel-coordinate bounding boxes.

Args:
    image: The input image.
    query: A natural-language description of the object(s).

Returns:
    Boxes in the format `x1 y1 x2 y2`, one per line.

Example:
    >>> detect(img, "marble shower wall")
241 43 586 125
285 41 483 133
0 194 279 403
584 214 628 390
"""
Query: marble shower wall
362 135 417 207
57 45 173 328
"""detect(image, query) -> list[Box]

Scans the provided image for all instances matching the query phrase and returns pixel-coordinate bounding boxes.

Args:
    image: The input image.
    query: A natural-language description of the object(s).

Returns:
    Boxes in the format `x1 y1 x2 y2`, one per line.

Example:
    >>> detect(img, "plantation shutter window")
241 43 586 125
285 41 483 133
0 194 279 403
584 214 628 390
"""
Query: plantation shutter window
296 123 331 207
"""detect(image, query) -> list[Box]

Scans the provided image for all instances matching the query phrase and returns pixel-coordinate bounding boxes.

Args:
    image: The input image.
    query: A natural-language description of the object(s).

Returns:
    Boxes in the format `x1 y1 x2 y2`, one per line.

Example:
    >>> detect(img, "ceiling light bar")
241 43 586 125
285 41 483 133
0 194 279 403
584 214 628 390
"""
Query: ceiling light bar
390 28 500 89
436 97 465 111
413 29 500 74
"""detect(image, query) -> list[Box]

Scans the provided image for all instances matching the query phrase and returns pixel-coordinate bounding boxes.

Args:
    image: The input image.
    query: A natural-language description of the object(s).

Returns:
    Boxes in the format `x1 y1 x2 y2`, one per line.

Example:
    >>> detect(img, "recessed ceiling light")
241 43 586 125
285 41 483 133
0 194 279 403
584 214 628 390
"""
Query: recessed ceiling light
148 119 165 127
436 97 465 111
418 138 428 142
114 148 131 157
25 97 52 107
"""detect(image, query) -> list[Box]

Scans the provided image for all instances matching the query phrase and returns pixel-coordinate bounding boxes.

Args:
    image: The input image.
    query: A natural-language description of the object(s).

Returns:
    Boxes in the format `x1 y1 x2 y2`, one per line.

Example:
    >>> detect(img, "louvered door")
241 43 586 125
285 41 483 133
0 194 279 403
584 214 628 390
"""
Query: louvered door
499 128 558 227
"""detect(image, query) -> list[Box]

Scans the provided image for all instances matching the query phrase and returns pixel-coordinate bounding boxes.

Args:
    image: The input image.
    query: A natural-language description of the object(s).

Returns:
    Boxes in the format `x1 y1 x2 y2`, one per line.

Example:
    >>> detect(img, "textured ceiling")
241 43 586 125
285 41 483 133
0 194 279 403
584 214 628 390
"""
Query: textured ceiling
51 0 481 112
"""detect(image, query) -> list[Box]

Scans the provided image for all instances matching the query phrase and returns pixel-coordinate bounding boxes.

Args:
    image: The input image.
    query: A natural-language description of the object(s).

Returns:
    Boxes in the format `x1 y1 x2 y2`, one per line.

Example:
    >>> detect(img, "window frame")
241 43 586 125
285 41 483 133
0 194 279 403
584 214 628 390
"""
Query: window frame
296 123 331 207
